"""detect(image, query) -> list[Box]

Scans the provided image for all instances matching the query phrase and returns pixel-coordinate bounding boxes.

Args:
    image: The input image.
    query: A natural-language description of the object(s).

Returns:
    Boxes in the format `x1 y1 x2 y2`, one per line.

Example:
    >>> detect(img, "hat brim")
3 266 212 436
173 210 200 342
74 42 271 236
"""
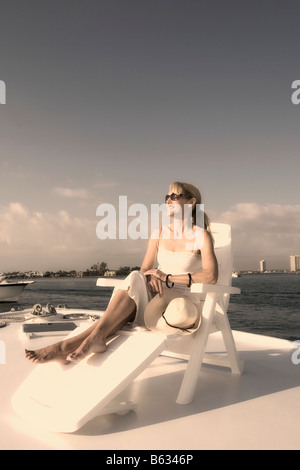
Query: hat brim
144 288 201 336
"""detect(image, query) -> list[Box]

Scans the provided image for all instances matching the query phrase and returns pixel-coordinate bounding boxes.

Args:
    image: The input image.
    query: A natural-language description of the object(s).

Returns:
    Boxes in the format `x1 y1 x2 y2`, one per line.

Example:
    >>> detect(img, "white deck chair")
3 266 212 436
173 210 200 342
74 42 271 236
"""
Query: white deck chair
163 222 244 404
12 223 243 432
98 222 243 405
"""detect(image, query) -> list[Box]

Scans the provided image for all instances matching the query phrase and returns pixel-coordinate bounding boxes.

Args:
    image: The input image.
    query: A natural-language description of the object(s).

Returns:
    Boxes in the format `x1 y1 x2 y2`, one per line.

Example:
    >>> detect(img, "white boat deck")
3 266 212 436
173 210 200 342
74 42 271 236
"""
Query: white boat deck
0 313 299 450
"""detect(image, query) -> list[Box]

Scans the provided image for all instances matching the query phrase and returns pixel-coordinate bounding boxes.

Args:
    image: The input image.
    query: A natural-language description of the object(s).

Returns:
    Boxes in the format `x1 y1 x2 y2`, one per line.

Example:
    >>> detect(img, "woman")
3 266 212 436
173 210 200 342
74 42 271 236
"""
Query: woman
25 182 218 364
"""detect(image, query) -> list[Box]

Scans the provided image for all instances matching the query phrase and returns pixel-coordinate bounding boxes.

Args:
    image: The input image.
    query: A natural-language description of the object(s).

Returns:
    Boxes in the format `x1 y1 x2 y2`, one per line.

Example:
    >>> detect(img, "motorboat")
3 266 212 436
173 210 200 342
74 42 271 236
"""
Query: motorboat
0 221 298 449
0 304 299 450
232 271 240 278
0 276 34 302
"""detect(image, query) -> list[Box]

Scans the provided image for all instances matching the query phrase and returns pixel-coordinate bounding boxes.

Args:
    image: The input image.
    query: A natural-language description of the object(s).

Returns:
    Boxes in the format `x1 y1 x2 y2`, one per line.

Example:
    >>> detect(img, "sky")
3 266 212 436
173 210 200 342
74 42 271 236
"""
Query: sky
0 0 300 272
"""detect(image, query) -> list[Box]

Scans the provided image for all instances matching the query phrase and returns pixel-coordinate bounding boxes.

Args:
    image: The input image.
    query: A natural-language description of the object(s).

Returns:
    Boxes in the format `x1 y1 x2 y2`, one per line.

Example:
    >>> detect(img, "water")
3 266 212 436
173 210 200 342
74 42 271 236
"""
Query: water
1 274 299 342
229 273 300 342
0 277 113 312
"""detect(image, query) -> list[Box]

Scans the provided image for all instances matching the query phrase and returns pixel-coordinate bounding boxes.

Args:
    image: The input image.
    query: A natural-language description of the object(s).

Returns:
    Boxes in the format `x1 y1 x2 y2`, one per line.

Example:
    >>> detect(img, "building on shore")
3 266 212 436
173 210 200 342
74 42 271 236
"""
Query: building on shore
290 255 300 272
259 259 266 272
104 270 116 277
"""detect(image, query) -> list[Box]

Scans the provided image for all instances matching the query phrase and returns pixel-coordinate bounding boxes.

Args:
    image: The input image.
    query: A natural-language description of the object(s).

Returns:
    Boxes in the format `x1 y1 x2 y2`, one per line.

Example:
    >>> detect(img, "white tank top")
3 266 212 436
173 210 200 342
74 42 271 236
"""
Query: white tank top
157 225 203 294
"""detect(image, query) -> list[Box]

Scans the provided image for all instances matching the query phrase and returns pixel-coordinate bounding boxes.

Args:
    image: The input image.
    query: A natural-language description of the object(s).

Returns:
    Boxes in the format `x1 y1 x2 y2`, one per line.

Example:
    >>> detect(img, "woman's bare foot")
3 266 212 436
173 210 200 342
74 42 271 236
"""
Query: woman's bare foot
25 340 77 365
67 330 107 363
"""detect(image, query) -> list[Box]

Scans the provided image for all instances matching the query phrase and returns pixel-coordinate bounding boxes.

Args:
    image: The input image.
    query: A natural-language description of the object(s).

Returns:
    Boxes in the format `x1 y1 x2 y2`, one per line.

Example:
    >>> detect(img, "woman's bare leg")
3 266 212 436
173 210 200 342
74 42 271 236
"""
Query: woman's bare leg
25 289 136 364
24 322 99 364
66 290 136 362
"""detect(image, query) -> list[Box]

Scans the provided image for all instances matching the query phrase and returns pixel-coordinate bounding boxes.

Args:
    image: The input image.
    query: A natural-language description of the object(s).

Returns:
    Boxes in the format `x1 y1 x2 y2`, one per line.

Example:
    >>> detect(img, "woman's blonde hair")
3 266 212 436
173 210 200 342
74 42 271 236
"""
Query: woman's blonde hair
169 181 212 235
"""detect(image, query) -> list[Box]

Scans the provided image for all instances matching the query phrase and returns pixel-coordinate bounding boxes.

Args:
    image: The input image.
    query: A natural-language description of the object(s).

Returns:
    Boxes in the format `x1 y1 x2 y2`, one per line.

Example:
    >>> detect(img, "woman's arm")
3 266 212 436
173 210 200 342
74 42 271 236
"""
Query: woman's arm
187 229 218 284
140 236 159 273
140 229 164 295
145 230 218 287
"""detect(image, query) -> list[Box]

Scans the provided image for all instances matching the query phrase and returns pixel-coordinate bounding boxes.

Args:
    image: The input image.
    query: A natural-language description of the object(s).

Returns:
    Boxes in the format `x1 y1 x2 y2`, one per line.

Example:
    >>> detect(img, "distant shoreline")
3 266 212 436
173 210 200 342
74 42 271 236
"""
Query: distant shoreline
2 270 299 280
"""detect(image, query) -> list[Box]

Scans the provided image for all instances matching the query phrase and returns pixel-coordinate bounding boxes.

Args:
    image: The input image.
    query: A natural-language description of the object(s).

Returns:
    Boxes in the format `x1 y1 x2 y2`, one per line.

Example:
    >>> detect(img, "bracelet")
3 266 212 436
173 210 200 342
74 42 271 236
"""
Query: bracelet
166 274 174 288
187 273 192 288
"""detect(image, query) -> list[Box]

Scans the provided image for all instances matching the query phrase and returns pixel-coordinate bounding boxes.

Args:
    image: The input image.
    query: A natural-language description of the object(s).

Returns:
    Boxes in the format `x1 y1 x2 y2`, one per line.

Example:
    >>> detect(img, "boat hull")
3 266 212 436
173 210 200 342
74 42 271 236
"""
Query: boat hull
0 282 34 302
0 306 299 449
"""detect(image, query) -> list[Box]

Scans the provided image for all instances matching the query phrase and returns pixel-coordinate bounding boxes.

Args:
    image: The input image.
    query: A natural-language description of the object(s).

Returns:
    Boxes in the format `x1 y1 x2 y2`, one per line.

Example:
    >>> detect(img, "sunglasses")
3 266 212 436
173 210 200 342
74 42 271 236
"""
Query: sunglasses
165 193 186 203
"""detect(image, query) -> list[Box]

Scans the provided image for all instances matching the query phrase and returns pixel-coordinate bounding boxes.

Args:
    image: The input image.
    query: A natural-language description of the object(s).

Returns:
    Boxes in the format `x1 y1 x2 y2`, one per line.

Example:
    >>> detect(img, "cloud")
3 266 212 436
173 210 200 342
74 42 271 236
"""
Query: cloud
0 202 147 271
2 200 299 272
0 161 26 179
92 180 119 189
217 203 300 269
0 202 97 270
53 187 92 199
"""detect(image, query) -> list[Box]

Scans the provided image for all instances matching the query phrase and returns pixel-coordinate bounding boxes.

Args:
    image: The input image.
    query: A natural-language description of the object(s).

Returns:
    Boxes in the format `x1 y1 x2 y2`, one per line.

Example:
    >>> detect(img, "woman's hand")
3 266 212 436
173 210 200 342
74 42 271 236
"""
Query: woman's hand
144 269 167 296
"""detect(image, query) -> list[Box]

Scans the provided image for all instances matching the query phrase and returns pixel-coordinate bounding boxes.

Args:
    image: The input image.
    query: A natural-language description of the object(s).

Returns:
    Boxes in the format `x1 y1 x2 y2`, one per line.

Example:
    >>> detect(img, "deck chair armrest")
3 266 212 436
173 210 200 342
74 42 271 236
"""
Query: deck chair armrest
97 277 127 288
191 283 241 294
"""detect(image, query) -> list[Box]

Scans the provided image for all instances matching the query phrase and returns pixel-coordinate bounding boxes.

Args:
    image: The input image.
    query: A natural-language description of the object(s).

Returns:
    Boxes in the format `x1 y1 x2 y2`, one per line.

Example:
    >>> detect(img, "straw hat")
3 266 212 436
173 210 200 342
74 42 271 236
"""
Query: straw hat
144 288 201 335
